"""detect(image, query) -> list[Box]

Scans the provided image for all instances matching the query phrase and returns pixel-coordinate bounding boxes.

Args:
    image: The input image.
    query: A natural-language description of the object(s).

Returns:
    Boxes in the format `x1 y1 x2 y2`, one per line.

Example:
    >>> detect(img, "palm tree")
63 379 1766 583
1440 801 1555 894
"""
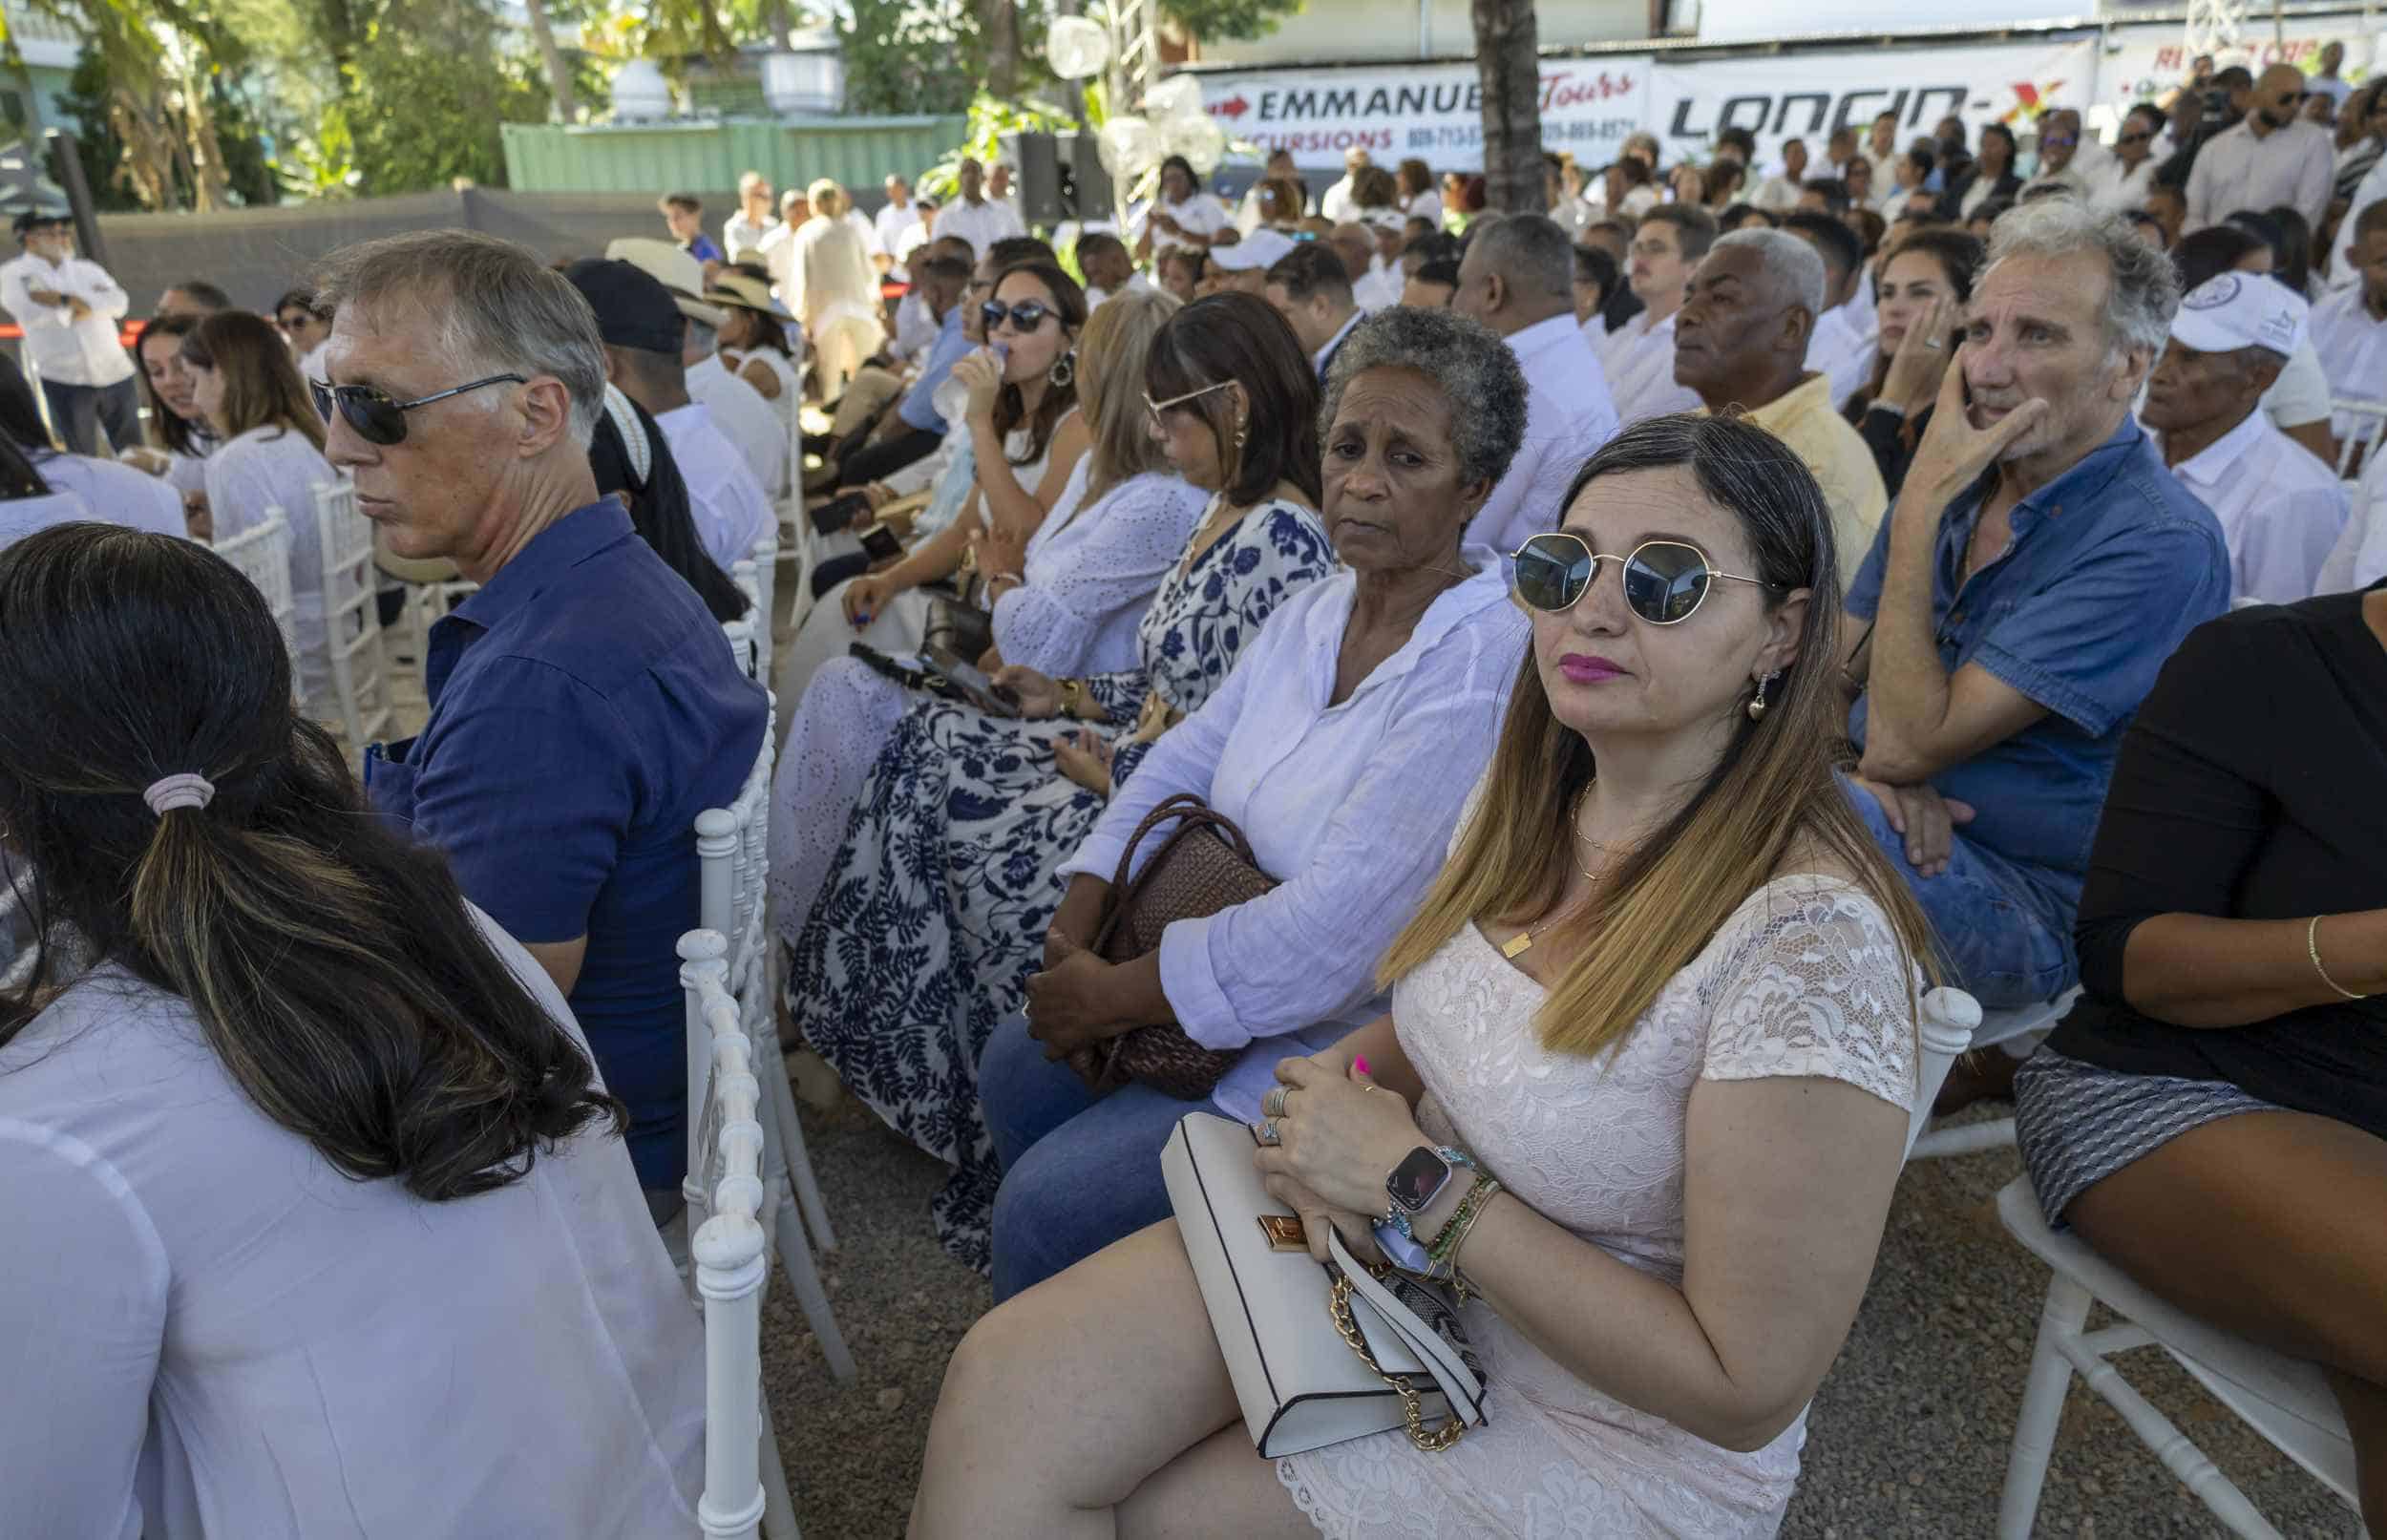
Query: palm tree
1470 0 1545 214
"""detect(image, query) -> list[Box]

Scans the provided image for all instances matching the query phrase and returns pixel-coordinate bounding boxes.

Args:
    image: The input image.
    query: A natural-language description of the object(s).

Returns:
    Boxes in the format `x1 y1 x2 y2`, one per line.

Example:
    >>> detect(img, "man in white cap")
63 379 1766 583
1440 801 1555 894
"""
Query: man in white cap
1202 229 1295 296
2144 271 2348 604
608 237 788 501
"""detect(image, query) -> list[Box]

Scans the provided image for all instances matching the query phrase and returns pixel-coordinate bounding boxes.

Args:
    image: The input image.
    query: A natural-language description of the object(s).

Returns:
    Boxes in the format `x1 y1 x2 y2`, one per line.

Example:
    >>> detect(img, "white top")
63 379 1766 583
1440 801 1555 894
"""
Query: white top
1809 305 1872 412
1086 273 1156 310
685 351 789 500
1318 176 1361 225
1748 174 1802 211
2090 156 2161 215
205 426 335 688
1278 872 1915 1537
1468 314 1621 556
993 464 1209 677
2163 409 2348 606
0 489 95 547
929 196 1026 258
1406 190 1443 225
1605 309 1701 429
2185 117 2336 234
1550 196 1596 238
2325 158 2386 293
722 210 776 261
729 344 802 413
1147 193 1233 256
2311 286 2387 439
1060 556 1529 1120
2259 335 2334 431
0 252 135 389
2317 447 2387 593
890 290 939 362
875 199 924 259
657 402 775 570
0 910 704 1540
1353 264 1403 313
30 449 184 538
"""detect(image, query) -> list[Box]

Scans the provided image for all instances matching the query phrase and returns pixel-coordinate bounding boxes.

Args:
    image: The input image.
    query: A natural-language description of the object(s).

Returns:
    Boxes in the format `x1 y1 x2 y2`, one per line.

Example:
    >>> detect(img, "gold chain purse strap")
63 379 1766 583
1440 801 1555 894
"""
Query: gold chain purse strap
1325 1265 1468 1453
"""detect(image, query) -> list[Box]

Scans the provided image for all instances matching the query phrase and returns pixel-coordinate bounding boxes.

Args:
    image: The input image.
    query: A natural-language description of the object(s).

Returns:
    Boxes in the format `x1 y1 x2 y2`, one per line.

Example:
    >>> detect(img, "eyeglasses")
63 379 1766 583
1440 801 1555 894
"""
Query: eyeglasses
1511 532 1780 625
308 373 526 447
980 300 1056 334
2118 131 2154 145
2041 135 2078 148
1141 377 1235 430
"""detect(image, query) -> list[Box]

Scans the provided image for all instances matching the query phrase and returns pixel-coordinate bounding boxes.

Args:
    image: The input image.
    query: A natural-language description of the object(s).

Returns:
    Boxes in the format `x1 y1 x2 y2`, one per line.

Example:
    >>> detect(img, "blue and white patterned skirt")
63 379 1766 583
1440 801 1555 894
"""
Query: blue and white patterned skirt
2013 1046 2282 1226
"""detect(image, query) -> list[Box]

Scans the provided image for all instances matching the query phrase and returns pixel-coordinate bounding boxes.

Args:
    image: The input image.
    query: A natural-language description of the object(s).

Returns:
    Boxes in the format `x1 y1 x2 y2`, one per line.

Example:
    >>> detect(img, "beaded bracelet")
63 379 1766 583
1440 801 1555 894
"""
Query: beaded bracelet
1425 1174 1502 1274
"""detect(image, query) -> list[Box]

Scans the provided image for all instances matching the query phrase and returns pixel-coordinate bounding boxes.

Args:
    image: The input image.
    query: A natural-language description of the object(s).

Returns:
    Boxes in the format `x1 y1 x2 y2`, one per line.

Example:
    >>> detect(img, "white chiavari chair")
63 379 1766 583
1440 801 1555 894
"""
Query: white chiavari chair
1907 986 2081 1160
308 480 394 749
211 511 300 682
2333 398 2386 481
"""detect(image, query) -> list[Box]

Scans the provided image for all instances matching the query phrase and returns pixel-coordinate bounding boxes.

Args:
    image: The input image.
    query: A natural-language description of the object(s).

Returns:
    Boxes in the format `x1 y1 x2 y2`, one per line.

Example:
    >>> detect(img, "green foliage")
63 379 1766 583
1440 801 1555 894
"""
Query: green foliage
343 0 549 193
1158 0 1303 43
57 46 140 211
839 0 982 118
914 88 1082 200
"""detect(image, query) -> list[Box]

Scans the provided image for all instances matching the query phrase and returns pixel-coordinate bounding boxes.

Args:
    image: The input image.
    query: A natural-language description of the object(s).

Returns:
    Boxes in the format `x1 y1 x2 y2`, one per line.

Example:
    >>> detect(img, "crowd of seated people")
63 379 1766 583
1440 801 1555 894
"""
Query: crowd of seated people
4 102 2386 1535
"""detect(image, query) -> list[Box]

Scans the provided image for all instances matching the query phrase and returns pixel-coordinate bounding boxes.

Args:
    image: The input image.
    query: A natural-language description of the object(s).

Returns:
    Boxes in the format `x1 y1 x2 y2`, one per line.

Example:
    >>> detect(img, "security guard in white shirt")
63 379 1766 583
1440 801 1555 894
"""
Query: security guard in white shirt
0 211 137 455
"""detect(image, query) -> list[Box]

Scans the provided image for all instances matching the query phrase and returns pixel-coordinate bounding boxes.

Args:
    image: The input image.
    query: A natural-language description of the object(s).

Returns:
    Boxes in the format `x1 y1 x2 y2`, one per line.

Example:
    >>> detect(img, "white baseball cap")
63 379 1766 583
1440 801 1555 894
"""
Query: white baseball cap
2169 271 2308 358
1208 229 1298 272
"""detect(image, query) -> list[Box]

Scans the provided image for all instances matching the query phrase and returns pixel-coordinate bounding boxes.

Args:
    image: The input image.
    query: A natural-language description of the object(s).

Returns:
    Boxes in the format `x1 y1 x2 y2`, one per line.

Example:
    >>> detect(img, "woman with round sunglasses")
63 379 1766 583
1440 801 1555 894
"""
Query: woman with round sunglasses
182 309 339 710
770 293 1334 1268
913 414 1936 1539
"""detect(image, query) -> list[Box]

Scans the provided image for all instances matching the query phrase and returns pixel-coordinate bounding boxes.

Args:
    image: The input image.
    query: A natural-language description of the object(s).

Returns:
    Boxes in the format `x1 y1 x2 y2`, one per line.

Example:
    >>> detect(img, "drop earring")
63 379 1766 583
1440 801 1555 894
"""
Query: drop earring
1747 669 1779 722
1048 350 1075 389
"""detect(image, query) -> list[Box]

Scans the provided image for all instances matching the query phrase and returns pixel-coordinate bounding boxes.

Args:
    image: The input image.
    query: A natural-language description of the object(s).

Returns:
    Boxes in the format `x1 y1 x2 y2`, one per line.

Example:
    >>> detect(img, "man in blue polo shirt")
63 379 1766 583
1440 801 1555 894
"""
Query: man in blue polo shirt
313 229 768 1218
1839 200 2229 1033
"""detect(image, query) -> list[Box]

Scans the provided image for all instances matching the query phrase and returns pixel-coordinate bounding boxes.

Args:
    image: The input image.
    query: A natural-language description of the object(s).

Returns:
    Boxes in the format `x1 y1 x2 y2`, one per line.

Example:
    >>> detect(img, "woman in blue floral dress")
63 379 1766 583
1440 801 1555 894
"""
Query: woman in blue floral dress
783 294 1337 1266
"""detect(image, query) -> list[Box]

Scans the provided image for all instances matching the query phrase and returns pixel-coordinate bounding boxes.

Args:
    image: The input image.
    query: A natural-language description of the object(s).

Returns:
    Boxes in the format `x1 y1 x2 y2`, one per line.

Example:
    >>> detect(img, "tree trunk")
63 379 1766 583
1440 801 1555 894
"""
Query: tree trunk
980 0 1021 98
769 0 792 50
520 0 579 122
1471 0 1545 214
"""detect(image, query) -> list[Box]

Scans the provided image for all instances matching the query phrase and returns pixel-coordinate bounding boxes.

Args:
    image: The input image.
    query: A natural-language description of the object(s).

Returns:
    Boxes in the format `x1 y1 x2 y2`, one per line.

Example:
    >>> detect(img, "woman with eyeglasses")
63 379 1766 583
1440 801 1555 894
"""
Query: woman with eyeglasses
771 292 1334 1269
182 309 338 709
2098 106 2166 215
275 288 331 362
914 412 1934 1540
967 306 1533 1302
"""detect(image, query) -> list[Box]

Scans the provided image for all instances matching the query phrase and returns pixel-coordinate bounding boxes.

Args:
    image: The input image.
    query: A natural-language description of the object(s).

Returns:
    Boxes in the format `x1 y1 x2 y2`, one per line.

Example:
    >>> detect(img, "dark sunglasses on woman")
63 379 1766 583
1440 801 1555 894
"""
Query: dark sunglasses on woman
308 373 526 448
980 300 1056 334
1511 532 1781 626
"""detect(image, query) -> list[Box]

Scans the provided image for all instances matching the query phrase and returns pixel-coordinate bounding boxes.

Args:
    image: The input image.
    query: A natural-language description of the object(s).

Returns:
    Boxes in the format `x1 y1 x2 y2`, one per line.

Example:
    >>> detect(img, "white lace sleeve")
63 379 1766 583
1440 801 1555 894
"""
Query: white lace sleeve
1699 880 1918 1113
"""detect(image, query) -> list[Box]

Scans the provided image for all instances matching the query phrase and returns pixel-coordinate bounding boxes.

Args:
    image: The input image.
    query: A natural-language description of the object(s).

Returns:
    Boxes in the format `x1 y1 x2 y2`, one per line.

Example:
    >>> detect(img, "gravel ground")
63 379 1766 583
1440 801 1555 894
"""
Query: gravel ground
754 1093 2363 1540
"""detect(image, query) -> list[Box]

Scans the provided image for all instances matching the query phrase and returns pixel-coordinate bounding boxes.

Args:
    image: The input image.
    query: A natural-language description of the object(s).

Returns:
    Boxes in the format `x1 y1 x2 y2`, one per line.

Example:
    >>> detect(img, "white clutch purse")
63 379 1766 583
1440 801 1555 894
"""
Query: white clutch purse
1161 1110 1489 1459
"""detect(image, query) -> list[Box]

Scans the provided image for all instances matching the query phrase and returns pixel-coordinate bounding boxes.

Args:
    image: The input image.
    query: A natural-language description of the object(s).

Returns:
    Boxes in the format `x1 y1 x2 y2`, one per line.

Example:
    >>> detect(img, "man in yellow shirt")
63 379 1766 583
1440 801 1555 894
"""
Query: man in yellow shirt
1673 228 1888 584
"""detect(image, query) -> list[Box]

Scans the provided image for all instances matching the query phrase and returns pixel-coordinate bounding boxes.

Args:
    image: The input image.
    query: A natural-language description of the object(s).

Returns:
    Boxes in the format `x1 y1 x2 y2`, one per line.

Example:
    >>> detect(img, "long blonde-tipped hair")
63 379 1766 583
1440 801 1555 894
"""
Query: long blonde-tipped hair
1073 285 1180 505
1380 414 1938 1059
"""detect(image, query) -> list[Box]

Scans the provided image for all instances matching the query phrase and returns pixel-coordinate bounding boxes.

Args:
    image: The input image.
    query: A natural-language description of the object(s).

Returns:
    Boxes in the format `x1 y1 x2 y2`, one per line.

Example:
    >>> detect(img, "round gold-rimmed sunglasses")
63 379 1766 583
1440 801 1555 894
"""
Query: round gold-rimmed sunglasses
1511 532 1782 625
1141 377 1236 432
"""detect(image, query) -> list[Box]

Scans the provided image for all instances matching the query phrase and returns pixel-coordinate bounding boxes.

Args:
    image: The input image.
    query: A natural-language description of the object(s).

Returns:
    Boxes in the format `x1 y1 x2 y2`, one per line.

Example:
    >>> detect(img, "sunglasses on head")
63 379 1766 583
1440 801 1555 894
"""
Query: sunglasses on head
980 299 1056 334
308 373 526 447
1511 532 1780 625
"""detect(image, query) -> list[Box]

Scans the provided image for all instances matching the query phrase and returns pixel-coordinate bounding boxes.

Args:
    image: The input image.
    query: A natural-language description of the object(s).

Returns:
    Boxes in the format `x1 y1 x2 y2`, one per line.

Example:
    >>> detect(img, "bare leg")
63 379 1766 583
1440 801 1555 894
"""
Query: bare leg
2064 1108 2387 1530
911 1220 1309 1540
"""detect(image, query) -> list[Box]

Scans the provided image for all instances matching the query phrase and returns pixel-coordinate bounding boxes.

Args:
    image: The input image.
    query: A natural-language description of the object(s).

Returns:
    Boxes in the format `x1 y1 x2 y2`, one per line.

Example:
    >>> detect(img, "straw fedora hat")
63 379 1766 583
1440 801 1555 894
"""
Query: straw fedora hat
603 237 729 327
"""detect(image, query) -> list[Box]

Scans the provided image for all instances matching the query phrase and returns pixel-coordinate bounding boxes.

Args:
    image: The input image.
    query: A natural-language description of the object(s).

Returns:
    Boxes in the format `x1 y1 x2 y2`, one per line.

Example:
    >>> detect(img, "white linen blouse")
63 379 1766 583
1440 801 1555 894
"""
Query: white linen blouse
203 425 336 699
0 909 705 1540
993 463 1209 677
32 448 186 538
1058 553 1529 1119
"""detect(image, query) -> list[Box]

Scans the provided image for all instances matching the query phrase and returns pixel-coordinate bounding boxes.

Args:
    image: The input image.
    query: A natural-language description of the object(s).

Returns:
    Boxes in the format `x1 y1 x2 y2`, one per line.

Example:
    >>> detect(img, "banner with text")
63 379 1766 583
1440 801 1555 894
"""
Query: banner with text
1197 58 1652 172
1645 37 2100 168
2096 21 2381 114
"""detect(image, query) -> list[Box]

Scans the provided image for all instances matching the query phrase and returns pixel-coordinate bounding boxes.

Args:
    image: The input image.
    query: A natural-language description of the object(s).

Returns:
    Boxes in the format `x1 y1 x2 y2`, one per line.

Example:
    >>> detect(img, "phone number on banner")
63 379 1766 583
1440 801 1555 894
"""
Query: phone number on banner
1407 116 1638 152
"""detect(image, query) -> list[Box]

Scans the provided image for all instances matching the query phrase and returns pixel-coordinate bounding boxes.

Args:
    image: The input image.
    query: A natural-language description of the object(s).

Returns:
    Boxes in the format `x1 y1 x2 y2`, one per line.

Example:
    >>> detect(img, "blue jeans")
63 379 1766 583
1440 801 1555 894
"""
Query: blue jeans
980 1010 1194 1302
1841 772 2076 1008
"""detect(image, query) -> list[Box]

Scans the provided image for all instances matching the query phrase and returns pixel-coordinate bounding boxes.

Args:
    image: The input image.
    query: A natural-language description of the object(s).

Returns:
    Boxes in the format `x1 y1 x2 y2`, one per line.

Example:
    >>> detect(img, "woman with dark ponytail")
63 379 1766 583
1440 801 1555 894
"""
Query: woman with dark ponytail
589 381 750 624
0 524 704 1535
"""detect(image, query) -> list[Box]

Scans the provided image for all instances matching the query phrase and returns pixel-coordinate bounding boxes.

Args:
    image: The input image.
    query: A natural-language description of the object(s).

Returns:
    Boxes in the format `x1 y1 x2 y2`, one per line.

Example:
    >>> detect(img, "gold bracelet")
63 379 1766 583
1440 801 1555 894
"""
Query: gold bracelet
1436 1181 1504 1305
1426 1174 1502 1267
2308 915 2370 1001
1057 677 1086 717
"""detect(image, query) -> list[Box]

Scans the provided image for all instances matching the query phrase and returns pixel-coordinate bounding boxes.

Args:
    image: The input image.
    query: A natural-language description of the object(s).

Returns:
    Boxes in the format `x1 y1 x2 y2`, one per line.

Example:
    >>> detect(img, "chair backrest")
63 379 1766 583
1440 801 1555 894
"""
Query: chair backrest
213 510 301 677
2334 398 2386 479
721 615 759 682
310 479 394 748
695 694 777 1034
1908 985 1981 1158
675 930 771 1540
746 527 777 638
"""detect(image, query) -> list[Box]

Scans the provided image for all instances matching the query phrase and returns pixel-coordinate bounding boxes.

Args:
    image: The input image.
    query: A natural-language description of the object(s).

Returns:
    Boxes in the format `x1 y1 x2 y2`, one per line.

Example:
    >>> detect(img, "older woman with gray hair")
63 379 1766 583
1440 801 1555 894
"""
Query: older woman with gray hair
975 303 1533 1299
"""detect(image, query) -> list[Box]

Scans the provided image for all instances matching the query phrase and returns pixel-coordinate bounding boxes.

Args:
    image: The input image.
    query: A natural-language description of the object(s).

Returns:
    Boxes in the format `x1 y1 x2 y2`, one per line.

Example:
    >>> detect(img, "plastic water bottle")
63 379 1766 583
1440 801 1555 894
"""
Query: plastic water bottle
931 342 1006 429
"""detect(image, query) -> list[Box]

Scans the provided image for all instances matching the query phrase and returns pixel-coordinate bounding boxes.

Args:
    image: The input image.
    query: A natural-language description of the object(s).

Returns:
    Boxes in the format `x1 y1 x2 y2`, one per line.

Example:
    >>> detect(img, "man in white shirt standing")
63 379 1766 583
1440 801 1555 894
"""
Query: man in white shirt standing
2308 42 2355 113
1601 204 1712 425
2143 272 2347 604
2312 200 2387 454
931 158 1027 257
2186 64 2337 234
722 172 776 262
606 238 789 503
0 213 137 455
1319 146 1370 225
1450 214 1620 553
875 175 924 271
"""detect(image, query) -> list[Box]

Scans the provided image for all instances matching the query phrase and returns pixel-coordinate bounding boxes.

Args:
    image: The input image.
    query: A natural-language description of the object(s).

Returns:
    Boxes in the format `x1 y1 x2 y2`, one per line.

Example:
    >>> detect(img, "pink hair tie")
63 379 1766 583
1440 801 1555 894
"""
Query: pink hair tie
142 772 216 816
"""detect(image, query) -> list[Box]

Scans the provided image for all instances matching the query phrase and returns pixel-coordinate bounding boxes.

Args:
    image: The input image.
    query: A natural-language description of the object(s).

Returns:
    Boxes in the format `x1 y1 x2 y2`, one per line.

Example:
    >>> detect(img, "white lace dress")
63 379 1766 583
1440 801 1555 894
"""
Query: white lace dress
1278 875 1918 1539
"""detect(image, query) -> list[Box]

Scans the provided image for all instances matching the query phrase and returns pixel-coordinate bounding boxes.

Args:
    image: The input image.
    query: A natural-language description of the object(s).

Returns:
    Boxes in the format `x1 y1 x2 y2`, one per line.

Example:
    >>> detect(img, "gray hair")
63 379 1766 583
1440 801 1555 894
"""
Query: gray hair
1463 213 1574 302
312 230 606 446
1320 307 1529 489
1708 228 1827 321
1983 199 2179 360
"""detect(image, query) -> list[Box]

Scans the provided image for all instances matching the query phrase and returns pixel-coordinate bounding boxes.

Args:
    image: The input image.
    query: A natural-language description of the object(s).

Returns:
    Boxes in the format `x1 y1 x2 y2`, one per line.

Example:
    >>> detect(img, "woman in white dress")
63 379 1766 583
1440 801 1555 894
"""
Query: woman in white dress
913 412 1938 1538
0 524 703 1538
1137 156 1235 261
182 311 338 708
708 270 803 407
129 313 214 512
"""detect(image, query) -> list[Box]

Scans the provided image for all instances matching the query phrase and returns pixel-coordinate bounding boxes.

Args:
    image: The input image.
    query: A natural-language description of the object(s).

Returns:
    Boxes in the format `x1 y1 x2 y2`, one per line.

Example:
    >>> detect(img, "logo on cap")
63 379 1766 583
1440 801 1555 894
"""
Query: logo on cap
2181 273 2240 310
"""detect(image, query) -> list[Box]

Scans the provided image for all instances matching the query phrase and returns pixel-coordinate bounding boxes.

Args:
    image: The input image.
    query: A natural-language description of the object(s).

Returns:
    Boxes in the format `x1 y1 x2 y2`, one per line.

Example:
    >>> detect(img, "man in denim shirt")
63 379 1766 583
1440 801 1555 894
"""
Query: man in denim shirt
315 230 768 1218
1840 201 2229 1028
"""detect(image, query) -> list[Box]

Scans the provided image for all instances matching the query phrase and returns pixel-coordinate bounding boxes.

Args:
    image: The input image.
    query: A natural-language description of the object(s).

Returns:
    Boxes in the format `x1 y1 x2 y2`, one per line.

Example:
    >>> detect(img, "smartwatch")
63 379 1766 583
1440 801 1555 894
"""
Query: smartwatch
1384 1146 1474 1237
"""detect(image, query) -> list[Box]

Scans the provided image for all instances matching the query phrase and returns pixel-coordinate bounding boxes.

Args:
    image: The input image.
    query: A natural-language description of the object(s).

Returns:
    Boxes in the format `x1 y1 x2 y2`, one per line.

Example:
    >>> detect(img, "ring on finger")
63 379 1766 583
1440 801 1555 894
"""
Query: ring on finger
1256 1117 1282 1147
1262 1085 1291 1118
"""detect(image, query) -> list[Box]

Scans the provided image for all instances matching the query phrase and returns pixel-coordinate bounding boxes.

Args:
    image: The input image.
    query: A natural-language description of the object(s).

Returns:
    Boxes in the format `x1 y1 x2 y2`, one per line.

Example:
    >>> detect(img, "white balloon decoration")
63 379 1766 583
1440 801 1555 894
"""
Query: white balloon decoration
1098 115 1162 180
1143 74 1205 125
1160 113 1226 175
1045 16 1111 81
